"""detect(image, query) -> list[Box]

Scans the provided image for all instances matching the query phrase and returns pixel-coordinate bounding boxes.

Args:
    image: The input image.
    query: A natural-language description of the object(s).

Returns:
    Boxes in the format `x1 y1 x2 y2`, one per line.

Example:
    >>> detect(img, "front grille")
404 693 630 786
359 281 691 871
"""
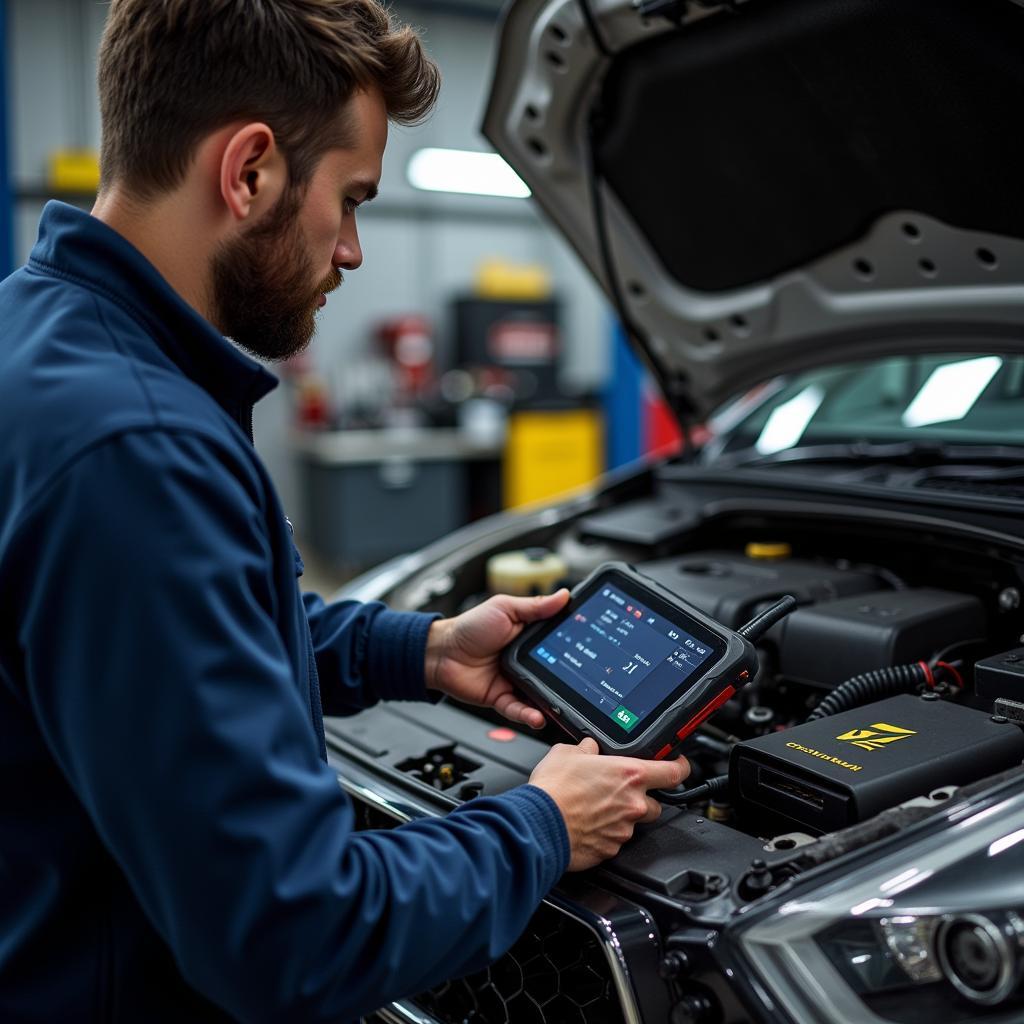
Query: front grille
416 901 624 1024
348 794 626 1024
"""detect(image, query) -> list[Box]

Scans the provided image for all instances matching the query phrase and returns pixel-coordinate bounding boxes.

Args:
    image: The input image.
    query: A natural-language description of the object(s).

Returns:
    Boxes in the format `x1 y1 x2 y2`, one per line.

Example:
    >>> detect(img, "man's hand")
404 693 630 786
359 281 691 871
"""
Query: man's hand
530 739 690 870
425 591 570 729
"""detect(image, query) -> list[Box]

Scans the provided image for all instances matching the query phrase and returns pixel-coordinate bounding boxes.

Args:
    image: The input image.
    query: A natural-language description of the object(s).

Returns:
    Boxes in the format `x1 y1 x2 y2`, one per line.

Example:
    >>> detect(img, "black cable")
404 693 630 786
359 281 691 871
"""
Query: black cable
805 662 931 722
653 773 729 806
737 595 798 643
577 0 612 57
690 732 733 758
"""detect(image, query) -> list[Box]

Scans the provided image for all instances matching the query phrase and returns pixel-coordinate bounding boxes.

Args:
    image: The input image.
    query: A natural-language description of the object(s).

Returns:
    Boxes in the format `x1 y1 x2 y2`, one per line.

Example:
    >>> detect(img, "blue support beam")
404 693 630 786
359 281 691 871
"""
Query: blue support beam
603 320 643 470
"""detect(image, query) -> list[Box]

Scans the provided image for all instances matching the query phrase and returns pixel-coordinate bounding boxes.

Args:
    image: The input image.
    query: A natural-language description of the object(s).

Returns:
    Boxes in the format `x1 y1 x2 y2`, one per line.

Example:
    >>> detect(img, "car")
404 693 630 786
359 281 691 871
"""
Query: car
342 1 1024 1021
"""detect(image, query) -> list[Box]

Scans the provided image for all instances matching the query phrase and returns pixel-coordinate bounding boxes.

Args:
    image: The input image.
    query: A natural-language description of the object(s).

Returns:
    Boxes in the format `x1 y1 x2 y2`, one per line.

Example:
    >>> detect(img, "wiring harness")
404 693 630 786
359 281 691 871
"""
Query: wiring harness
806 659 963 722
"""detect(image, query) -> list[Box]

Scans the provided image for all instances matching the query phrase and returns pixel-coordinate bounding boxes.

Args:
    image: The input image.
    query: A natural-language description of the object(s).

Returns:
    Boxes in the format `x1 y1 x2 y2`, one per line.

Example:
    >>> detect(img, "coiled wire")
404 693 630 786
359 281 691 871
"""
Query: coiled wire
805 662 932 722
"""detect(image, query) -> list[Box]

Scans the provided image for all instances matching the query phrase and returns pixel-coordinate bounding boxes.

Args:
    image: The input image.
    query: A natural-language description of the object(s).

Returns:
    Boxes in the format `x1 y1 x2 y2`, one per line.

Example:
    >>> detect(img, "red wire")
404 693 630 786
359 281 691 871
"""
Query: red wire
918 660 935 688
934 661 964 688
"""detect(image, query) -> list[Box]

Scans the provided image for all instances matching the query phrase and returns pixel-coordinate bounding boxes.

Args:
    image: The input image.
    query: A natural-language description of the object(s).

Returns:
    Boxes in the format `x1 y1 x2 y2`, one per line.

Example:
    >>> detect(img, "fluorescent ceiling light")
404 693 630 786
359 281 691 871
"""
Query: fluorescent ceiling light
902 356 1002 428
755 385 825 455
407 148 531 199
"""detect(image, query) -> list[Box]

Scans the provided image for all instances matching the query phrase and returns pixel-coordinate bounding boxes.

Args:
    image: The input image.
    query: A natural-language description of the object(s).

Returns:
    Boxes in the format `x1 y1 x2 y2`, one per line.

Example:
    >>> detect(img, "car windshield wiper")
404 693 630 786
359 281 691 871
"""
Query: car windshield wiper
716 440 1024 472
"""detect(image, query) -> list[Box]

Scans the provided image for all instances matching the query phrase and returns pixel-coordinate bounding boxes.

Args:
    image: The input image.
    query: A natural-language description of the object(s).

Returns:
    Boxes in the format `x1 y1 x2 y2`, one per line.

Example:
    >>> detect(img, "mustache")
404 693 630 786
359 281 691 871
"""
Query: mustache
319 267 343 296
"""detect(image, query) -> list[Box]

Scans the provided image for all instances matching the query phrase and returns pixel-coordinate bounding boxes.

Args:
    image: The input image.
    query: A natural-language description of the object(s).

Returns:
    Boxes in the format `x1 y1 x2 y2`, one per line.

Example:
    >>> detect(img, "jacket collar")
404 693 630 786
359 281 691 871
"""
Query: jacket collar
28 202 278 424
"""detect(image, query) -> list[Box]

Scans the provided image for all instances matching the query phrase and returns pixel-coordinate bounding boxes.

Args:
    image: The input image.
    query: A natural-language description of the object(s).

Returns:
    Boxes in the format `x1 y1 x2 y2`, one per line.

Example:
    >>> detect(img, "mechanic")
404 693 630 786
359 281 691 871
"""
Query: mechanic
0 2 689 1021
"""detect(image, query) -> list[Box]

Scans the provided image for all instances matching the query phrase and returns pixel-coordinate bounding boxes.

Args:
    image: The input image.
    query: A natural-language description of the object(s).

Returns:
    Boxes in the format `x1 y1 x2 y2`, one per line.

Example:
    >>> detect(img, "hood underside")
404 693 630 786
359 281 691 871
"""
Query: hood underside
483 0 1024 418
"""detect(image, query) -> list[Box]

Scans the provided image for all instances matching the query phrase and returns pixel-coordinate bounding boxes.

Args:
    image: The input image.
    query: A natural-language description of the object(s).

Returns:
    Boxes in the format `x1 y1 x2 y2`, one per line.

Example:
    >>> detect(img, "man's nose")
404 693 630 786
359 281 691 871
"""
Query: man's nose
335 224 363 271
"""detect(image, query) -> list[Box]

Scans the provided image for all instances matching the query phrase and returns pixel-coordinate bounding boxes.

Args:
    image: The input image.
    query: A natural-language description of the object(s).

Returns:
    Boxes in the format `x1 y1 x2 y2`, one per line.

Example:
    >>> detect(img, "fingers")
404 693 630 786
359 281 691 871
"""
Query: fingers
503 589 571 625
578 736 600 755
633 755 691 791
493 691 546 729
640 796 663 824
520 707 546 729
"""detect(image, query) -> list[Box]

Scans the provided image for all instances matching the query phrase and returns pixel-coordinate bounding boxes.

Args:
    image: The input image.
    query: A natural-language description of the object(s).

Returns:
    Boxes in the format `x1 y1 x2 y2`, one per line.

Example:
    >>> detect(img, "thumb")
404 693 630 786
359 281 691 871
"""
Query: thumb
509 589 571 625
578 737 600 755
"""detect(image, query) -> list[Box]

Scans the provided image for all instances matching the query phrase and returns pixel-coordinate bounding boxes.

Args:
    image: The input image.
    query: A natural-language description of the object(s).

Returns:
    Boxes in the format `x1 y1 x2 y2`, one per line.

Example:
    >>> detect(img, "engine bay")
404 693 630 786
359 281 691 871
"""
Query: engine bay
332 471 1024 1021
329 476 1024 905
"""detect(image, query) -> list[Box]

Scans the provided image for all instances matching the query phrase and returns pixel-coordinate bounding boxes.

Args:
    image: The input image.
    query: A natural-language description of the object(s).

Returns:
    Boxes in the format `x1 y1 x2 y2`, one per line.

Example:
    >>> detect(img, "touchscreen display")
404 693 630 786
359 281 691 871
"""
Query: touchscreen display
526 581 720 734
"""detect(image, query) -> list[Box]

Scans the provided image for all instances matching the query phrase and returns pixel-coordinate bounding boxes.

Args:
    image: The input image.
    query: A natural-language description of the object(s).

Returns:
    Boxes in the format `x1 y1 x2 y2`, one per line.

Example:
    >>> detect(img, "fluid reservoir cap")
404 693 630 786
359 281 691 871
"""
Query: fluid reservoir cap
487 549 568 597
746 542 792 561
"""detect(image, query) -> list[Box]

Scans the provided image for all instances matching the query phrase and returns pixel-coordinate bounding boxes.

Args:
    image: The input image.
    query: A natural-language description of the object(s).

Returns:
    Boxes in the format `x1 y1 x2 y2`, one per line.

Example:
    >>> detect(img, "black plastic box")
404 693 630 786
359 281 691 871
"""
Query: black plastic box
976 647 1024 702
731 694 1024 834
775 588 986 688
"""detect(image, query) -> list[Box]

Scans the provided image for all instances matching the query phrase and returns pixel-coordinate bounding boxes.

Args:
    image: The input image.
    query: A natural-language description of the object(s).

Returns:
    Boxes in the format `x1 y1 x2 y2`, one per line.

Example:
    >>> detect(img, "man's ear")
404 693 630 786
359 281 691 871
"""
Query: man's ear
219 123 287 222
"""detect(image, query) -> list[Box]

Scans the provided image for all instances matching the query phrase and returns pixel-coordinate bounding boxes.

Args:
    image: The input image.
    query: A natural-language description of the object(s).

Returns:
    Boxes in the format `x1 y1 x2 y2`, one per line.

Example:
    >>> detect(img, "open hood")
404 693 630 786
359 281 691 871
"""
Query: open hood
483 0 1024 419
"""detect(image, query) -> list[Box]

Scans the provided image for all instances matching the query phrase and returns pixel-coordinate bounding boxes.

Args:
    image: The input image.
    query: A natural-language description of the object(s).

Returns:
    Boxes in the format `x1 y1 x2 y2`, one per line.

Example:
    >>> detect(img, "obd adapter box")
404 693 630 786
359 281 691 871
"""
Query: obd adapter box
731 694 1024 833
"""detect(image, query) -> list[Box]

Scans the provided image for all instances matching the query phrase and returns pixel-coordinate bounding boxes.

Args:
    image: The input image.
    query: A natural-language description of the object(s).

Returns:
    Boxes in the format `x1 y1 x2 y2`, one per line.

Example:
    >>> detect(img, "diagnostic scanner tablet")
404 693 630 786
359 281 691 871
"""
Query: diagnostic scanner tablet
502 562 758 760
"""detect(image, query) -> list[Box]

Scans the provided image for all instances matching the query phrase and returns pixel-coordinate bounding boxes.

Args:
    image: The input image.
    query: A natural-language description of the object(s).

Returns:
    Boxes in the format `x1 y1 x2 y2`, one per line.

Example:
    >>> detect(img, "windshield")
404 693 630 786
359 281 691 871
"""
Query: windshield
701 354 1024 464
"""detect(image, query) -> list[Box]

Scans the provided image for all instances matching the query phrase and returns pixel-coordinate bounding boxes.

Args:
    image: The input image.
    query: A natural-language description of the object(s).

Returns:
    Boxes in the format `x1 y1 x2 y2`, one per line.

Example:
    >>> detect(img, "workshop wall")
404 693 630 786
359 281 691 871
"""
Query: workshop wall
7 0 610 531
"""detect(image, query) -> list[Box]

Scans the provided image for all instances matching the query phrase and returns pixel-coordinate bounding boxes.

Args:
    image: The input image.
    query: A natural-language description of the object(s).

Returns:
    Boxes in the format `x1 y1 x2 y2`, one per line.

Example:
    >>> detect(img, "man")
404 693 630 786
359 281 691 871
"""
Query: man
0 2 688 1021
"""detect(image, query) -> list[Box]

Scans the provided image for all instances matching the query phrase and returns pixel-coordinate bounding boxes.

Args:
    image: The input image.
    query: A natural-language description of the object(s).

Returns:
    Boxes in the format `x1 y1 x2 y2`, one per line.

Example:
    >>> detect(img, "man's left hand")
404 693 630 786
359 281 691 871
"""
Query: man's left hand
425 591 570 729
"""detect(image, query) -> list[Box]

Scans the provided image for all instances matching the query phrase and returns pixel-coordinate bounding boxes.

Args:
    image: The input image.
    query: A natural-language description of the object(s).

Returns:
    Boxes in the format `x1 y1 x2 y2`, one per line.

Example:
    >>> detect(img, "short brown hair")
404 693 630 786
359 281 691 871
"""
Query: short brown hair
97 0 440 198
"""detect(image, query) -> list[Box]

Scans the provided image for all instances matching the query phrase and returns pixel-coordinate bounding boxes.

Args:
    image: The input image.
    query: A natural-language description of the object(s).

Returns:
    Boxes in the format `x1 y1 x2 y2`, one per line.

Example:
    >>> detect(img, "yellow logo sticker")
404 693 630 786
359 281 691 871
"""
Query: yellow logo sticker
836 722 916 751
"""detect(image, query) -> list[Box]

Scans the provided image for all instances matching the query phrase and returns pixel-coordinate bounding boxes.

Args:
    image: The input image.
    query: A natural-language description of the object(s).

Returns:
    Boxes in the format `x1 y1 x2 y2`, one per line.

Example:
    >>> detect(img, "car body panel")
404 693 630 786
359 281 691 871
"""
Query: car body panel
483 0 1024 417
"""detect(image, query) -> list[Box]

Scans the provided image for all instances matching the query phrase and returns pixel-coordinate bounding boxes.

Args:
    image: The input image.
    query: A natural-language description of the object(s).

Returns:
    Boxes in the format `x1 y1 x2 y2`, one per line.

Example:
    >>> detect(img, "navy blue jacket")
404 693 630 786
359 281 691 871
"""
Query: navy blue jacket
0 203 569 1023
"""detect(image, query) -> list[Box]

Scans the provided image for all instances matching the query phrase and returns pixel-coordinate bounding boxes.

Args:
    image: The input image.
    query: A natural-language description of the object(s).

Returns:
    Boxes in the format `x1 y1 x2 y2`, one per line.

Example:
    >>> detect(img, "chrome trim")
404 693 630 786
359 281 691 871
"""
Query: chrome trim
372 1000 443 1024
332 759 434 826
544 890 647 1024
333 755 649 1024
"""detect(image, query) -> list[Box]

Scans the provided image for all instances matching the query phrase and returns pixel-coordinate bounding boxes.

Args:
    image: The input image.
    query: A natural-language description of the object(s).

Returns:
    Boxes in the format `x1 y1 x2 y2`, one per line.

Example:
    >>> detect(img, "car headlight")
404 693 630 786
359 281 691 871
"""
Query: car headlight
731 784 1024 1023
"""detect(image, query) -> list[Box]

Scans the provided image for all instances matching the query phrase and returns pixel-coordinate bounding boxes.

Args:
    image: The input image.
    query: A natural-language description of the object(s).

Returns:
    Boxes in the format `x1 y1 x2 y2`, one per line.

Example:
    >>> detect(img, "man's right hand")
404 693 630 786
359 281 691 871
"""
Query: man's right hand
529 738 690 871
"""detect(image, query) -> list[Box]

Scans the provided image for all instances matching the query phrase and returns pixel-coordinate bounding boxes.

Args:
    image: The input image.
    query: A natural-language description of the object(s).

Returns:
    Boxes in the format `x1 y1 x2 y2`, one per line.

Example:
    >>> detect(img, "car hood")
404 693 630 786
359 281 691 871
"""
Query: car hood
483 0 1024 418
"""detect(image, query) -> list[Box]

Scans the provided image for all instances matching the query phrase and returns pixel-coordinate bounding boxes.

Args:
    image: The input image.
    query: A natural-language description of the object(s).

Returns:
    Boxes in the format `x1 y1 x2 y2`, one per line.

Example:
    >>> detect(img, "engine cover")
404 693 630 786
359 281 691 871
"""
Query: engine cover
636 551 880 628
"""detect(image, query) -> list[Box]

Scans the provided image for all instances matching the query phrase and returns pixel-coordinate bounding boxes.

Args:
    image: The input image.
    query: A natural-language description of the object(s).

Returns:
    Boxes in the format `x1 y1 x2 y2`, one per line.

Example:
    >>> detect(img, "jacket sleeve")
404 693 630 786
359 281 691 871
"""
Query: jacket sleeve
301 591 440 715
15 429 569 1024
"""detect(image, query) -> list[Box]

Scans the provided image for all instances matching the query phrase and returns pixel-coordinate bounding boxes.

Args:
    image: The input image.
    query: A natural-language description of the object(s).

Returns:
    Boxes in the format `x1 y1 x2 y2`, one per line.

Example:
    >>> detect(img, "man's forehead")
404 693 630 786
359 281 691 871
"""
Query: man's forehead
328 88 387 182
345 86 389 145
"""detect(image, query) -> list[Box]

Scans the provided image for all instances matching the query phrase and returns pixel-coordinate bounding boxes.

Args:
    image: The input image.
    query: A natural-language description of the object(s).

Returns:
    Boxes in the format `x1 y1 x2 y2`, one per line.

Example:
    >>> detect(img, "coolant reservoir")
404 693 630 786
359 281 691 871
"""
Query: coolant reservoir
487 549 568 596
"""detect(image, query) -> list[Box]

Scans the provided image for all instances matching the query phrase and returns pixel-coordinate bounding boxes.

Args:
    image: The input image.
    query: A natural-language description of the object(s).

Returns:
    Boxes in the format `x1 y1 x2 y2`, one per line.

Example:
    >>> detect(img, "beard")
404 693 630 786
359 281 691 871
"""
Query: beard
210 190 342 362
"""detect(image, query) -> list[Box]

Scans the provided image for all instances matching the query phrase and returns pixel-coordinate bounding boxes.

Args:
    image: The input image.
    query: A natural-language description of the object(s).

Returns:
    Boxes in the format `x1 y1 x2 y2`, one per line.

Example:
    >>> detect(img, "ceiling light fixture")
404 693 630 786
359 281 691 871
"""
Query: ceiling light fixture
407 148 531 199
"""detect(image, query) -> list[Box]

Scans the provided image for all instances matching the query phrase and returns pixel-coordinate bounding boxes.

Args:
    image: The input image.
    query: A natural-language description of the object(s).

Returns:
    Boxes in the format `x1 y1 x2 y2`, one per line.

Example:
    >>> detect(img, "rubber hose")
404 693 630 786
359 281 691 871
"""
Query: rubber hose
806 662 930 723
